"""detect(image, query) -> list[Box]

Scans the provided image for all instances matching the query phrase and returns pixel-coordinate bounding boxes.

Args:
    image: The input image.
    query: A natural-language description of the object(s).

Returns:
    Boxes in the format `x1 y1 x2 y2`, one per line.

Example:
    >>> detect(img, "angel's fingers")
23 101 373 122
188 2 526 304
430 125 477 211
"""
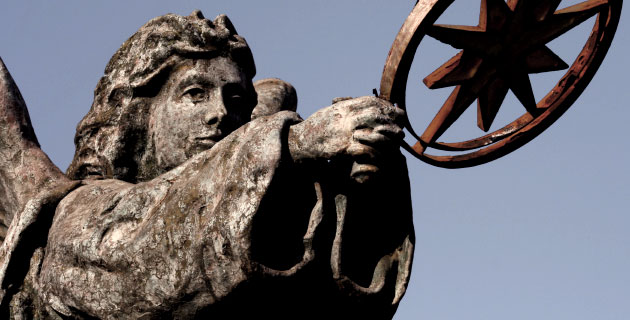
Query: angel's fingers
374 124 404 140
353 126 403 148
350 111 392 130
346 142 381 160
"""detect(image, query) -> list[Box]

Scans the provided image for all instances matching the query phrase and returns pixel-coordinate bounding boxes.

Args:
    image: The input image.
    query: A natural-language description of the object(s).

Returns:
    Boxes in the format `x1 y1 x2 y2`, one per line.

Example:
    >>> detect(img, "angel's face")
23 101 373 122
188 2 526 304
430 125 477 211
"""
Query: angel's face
149 57 255 171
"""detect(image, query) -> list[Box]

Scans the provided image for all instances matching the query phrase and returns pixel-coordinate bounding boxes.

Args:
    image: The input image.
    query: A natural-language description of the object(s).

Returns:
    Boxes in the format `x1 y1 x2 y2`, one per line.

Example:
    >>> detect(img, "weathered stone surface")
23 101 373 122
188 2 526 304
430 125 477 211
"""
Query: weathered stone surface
0 58 68 242
252 78 297 120
0 10 414 319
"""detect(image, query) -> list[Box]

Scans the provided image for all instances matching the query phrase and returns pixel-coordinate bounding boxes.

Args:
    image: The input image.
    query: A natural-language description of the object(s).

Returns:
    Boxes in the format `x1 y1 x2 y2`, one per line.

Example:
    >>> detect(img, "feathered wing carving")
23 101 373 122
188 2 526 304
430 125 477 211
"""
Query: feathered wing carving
0 57 68 243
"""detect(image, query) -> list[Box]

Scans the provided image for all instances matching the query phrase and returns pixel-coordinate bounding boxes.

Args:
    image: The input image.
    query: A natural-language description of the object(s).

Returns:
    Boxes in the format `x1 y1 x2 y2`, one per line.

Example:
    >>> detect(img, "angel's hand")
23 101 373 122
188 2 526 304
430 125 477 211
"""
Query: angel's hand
288 96 404 182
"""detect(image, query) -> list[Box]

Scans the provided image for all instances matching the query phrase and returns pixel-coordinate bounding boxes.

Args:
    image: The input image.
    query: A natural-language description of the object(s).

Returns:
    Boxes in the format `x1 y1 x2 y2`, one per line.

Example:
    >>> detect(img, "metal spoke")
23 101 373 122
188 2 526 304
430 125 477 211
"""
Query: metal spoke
525 46 569 74
423 52 483 89
427 24 496 54
508 0 563 23
526 0 606 48
420 84 479 146
509 70 538 113
477 77 509 131
480 0 513 31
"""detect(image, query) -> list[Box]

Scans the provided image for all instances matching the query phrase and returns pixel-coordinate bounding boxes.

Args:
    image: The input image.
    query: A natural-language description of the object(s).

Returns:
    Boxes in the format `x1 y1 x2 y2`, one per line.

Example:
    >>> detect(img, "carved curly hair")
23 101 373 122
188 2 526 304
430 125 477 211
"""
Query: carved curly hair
66 10 256 182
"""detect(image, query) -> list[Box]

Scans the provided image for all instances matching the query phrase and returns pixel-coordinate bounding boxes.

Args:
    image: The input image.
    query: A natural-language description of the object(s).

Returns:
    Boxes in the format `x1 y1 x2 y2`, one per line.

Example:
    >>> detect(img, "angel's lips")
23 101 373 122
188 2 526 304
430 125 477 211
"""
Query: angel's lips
193 134 223 147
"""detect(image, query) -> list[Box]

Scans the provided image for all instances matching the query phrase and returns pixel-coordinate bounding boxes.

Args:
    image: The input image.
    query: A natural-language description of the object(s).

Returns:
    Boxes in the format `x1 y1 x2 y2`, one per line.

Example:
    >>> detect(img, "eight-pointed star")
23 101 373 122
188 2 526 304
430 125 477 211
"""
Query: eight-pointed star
421 0 607 145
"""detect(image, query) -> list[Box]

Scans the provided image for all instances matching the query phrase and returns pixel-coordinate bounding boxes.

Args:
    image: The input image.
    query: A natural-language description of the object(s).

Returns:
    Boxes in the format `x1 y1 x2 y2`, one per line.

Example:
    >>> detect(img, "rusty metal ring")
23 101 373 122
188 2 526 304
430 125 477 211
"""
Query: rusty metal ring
380 0 622 168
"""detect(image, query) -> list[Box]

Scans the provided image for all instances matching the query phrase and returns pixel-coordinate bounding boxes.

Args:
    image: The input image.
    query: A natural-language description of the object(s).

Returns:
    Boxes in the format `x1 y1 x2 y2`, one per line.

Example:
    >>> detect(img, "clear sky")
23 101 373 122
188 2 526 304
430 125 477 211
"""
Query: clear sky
1 1 628 319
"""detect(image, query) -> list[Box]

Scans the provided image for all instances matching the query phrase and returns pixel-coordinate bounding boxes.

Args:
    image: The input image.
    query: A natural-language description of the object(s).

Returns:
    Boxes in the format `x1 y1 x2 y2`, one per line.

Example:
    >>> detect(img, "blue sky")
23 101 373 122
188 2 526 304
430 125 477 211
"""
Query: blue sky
1 1 628 319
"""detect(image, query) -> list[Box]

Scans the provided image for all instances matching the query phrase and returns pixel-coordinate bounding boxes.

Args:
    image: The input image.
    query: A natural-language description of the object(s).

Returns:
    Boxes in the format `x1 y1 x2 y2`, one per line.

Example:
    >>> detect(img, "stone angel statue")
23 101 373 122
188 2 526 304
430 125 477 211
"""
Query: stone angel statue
0 11 414 319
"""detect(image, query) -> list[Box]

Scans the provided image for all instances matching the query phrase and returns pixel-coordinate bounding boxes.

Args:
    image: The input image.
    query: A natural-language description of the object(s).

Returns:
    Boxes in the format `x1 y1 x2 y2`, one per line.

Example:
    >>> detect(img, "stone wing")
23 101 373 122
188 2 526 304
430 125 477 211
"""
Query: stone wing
0 57 67 243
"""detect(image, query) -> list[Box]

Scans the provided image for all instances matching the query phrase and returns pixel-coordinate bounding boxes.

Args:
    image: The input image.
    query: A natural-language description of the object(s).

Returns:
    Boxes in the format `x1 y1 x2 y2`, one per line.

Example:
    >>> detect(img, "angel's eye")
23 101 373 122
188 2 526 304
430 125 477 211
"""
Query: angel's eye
183 87 206 102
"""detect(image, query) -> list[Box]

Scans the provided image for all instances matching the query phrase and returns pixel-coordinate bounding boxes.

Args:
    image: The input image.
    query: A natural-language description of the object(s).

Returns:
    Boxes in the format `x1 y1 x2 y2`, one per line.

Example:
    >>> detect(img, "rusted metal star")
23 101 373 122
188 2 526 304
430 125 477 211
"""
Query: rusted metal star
380 0 621 168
